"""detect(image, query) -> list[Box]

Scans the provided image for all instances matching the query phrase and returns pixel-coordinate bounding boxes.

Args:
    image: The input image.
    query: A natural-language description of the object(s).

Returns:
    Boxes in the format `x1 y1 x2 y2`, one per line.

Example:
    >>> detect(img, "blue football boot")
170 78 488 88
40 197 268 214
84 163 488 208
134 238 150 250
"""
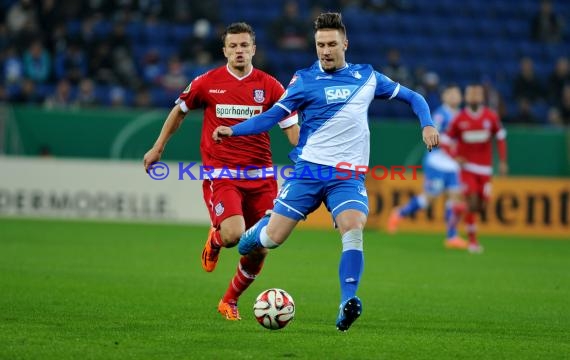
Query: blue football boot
336 296 362 331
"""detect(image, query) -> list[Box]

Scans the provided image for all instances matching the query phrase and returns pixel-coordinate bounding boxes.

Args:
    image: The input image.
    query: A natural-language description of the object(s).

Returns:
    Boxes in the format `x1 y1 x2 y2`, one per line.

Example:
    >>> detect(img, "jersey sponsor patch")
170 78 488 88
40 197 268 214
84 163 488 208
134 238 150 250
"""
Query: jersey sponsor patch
324 85 358 103
215 104 263 118
461 129 491 143
253 89 265 103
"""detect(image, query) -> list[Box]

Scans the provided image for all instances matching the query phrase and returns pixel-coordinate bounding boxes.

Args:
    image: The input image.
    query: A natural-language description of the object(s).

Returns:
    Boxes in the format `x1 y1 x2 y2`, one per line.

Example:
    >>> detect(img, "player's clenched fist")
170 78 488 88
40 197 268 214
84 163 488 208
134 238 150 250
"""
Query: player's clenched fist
213 126 233 142
422 125 439 152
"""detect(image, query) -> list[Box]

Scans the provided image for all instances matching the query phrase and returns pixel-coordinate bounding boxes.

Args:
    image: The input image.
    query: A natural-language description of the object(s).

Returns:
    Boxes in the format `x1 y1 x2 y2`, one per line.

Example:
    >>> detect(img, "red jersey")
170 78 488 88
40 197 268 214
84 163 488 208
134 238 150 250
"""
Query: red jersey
444 106 507 175
176 65 297 173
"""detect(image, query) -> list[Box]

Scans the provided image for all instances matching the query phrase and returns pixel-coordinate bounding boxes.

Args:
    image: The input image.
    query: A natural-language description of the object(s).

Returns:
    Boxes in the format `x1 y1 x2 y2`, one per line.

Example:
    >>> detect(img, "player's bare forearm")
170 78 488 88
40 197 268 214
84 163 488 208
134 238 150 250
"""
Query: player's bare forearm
283 124 300 146
143 105 185 173
499 161 509 176
153 105 186 151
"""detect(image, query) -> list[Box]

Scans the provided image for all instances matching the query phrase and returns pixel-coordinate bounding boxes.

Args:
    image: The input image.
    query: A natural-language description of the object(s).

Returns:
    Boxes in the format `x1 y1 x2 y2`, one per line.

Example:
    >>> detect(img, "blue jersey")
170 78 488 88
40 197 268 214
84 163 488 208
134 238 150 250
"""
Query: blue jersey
432 104 457 133
424 104 459 173
277 61 399 168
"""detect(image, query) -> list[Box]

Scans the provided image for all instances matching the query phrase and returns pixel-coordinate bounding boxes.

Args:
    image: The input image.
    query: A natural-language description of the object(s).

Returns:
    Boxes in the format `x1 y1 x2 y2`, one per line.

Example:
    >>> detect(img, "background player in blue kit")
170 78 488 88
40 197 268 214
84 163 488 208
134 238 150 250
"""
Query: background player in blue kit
387 85 468 250
213 12 439 331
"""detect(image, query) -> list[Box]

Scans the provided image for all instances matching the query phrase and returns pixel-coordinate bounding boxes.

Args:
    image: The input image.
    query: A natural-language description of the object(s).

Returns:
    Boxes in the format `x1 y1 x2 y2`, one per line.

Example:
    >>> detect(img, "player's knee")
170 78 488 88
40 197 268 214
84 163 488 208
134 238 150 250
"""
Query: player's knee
220 228 242 248
337 217 366 235
342 229 363 251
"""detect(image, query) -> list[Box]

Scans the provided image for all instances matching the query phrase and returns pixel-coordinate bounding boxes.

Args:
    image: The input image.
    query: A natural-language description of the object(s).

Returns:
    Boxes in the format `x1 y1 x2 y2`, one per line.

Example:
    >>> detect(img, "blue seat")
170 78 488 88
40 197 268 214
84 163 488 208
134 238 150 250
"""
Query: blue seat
170 25 193 42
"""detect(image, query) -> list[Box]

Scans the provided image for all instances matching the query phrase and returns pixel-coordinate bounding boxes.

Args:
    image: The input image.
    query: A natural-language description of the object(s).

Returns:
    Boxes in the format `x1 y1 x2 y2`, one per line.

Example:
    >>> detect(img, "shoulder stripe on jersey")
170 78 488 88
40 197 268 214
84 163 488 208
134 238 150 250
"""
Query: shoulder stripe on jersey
496 128 507 140
176 98 189 113
389 83 401 100
276 102 292 114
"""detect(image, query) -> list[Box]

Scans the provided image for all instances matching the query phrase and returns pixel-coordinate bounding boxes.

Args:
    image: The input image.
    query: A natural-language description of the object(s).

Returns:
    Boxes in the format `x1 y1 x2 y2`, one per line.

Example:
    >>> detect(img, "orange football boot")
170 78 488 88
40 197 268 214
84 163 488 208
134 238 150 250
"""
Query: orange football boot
444 236 469 250
201 228 221 272
387 208 402 234
218 299 241 320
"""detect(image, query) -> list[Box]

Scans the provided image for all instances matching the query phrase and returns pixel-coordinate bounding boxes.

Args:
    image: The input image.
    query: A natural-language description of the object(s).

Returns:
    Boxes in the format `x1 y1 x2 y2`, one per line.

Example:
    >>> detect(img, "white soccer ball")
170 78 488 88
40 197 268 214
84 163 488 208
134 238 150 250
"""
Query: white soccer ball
253 288 295 330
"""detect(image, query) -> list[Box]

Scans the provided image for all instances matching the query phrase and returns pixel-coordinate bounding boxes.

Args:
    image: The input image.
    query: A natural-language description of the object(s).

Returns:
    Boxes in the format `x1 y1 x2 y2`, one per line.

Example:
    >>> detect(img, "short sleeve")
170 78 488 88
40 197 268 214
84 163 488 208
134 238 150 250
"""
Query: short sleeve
175 75 204 112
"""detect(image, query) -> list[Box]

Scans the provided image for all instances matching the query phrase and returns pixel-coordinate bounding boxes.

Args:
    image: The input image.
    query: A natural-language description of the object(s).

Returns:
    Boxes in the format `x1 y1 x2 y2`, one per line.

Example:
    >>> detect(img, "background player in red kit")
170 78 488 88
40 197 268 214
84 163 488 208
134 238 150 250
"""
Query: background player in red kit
143 22 299 320
441 84 508 253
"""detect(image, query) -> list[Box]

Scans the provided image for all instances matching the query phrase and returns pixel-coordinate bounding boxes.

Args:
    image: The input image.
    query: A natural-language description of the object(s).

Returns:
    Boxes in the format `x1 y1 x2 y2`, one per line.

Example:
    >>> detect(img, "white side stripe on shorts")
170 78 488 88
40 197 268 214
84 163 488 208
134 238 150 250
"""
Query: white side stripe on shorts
274 199 306 220
331 200 369 215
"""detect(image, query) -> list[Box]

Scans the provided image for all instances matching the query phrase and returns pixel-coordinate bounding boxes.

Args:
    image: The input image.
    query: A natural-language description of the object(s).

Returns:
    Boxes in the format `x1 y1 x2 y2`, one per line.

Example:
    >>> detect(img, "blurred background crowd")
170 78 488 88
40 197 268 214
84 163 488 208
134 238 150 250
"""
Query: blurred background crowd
1 0 569 127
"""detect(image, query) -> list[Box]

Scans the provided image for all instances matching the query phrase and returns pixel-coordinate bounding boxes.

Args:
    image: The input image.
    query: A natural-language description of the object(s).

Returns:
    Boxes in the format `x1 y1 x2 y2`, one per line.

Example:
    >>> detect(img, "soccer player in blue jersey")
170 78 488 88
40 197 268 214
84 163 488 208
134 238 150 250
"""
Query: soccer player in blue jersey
387 85 468 249
213 12 439 331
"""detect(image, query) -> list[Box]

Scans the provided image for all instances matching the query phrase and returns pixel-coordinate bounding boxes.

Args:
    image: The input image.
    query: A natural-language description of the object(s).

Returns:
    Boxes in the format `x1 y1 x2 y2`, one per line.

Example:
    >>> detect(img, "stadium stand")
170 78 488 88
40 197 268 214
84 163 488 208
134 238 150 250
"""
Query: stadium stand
1 0 568 123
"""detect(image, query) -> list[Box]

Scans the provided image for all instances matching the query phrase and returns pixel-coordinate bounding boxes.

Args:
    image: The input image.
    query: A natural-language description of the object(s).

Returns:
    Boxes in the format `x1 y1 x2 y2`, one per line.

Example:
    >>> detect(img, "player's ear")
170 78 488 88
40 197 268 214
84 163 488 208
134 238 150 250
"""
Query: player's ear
251 44 256 56
222 46 229 59
343 39 348 51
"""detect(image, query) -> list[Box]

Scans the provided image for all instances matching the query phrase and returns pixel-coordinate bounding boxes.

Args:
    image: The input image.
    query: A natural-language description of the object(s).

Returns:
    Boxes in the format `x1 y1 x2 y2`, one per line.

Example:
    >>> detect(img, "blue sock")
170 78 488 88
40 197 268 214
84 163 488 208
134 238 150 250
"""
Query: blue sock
399 195 424 217
339 249 364 303
242 214 270 247
445 201 458 239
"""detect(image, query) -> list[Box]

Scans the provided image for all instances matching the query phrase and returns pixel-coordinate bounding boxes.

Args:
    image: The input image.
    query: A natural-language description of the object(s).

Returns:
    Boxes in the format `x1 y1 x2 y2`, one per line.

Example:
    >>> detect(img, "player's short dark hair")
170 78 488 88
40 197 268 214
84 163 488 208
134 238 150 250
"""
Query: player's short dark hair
222 22 256 45
466 83 483 88
314 12 346 36
443 83 460 90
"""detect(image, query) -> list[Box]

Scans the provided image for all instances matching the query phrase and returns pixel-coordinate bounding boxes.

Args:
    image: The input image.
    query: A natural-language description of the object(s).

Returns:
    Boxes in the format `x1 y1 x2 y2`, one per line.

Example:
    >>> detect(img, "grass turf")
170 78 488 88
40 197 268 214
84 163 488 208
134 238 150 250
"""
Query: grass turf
0 218 569 359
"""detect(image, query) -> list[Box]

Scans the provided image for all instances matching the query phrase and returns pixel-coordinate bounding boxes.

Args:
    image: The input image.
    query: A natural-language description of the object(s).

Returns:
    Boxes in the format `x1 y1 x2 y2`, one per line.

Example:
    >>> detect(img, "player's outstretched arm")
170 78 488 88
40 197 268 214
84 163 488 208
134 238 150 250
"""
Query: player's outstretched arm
143 105 186 172
393 85 439 150
212 105 290 142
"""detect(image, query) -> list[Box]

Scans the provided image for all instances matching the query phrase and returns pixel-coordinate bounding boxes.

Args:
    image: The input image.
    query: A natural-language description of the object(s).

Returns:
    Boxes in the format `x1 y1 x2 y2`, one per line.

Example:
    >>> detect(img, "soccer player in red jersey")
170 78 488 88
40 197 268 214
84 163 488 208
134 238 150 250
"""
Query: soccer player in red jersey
441 84 508 253
143 22 299 320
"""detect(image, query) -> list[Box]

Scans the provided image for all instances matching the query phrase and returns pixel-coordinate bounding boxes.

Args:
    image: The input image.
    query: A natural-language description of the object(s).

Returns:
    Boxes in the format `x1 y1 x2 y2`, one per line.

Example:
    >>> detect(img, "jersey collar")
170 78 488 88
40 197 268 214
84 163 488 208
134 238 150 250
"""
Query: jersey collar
226 64 253 80
317 61 348 74
466 106 484 118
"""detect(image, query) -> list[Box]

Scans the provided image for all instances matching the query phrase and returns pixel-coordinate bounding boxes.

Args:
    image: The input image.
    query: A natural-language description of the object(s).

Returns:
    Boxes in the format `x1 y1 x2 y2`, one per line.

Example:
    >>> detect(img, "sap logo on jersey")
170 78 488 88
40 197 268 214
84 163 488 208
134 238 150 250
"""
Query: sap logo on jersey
324 85 358 104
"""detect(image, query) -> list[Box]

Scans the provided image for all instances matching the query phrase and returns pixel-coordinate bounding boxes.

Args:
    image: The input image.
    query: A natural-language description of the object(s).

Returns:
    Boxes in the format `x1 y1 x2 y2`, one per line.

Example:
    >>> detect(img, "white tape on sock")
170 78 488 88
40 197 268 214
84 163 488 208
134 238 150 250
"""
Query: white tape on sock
341 229 363 252
259 226 279 249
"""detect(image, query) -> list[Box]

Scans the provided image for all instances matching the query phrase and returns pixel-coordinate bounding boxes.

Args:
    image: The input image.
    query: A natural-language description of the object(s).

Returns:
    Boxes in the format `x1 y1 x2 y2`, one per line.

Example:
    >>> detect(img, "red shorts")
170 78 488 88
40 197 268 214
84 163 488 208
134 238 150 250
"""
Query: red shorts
460 170 492 200
202 178 278 229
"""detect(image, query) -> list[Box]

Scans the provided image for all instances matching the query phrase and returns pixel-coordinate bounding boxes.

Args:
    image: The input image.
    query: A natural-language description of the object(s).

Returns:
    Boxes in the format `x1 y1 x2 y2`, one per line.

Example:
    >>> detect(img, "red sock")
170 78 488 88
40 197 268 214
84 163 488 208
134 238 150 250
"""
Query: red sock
222 256 264 303
210 229 224 248
452 202 466 219
449 201 466 229
465 211 477 244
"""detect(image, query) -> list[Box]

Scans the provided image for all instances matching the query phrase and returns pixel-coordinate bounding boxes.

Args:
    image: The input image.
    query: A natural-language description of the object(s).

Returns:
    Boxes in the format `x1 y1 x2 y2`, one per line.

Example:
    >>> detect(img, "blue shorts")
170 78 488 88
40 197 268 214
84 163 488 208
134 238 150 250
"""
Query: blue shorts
423 163 461 196
273 160 369 222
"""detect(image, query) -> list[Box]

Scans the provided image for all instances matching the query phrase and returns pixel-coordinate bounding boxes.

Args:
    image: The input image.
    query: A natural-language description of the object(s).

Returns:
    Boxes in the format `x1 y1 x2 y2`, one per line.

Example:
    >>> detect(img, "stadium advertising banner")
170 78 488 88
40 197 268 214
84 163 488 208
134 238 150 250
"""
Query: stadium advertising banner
1 157 568 238
0 157 210 224
302 174 570 239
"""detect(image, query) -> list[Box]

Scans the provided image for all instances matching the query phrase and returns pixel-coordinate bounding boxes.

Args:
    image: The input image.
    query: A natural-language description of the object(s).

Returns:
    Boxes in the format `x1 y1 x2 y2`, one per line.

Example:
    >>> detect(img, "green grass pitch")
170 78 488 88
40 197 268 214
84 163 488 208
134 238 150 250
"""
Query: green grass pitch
1 218 569 359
